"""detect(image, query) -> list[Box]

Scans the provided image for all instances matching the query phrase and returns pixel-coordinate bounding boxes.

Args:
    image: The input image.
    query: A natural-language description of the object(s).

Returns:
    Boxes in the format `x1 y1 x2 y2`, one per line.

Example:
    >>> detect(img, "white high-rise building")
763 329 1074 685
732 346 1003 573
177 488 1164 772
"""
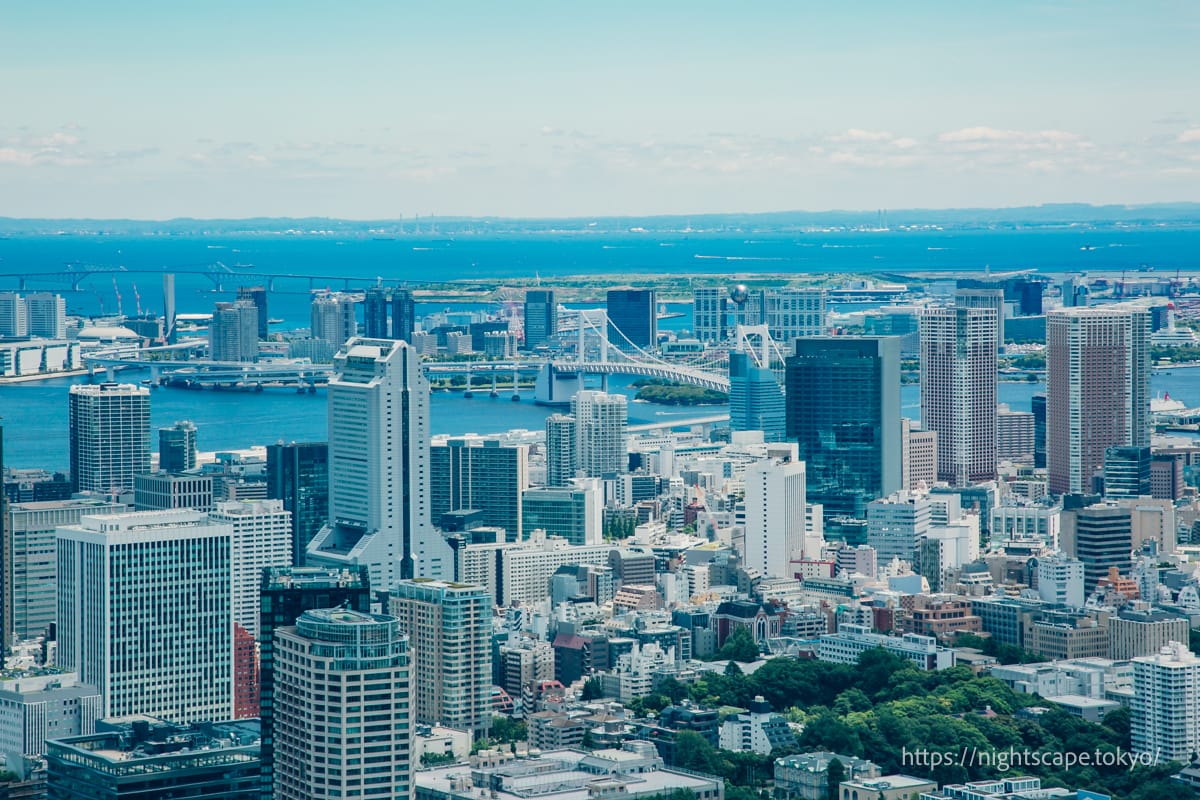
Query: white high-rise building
0 293 28 337
67 383 151 496
208 499 292 637
1132 641 1200 762
310 292 358 349
1037 556 1086 607
55 509 234 723
742 457 807 577
208 299 259 362
545 413 577 487
867 491 933 566
572 390 628 477
274 608 411 800
693 287 729 343
25 293 66 339
307 338 452 588
920 305 998 485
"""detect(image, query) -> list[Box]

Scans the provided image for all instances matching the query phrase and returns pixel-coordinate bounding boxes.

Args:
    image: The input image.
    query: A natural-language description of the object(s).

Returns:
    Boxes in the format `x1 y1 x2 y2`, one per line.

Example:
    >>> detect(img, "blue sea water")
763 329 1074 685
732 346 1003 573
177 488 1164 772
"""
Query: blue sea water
4 228 1200 471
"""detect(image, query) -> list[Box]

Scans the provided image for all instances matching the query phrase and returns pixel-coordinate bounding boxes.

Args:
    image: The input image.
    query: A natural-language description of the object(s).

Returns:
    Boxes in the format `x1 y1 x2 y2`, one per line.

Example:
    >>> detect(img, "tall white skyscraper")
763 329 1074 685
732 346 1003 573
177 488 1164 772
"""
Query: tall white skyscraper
544 413 576 487
25 293 66 339
920 305 998 485
208 499 292 637
741 455 807 577
310 292 358 349
571 390 627 477
1132 641 1200 762
56 509 234 723
307 338 452 589
68 383 151 496
1047 304 1150 495
274 608 411 800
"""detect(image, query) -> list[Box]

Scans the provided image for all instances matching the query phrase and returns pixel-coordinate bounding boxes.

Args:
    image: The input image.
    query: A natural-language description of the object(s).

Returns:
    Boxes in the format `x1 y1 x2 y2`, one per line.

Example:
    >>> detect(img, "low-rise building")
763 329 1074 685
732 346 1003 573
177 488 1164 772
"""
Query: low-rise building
0 670 101 756
775 751 880 800
718 695 795 754
818 624 955 671
840 774 936 800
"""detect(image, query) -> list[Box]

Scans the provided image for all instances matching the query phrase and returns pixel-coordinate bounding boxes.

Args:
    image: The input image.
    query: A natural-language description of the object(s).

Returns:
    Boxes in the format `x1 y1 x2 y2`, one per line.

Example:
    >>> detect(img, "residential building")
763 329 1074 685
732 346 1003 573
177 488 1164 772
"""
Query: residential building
742 457 807 576
307 338 453 587
236 285 268 340
1047 305 1150 495
390 579 492 738
920 305 998 485
46 718 261 800
364 286 391 338
497 537 616 607
392 288 416 342
67 383 151 496
545 414 576 487
786 337 902 520
718 695 794 754
607 289 657 348
431 437 529 539
524 289 557 349
0 293 28 337
954 287 1005 347
1132 641 1200 762
259 565 371 800
1036 556 1085 608
273 609 411 800
572 391 628 477
996 404 1035 465
208 300 259 362
309 292 358 349
1109 607 1191 660
56 509 234 722
901 420 938 491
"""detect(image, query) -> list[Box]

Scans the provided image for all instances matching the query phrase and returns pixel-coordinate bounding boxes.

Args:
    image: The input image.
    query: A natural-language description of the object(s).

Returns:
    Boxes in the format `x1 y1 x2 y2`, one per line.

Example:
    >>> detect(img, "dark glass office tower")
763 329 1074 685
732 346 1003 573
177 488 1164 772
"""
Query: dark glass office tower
1104 445 1152 498
391 288 416 342
606 289 656 348
158 420 197 473
524 289 557 349
235 285 269 340
259 565 371 800
786 336 902 519
364 287 390 338
266 441 330 565
1032 393 1047 469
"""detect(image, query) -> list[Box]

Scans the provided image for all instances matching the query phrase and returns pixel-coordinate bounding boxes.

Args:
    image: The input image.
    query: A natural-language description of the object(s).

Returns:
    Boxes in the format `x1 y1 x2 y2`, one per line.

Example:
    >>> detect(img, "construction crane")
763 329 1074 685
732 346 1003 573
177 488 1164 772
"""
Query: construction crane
111 276 123 317
131 283 143 316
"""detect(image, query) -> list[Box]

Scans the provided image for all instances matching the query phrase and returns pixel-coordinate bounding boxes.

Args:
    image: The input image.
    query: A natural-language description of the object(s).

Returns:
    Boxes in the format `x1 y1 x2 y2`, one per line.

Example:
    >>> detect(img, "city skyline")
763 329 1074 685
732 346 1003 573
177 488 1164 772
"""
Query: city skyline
2 3 1199 219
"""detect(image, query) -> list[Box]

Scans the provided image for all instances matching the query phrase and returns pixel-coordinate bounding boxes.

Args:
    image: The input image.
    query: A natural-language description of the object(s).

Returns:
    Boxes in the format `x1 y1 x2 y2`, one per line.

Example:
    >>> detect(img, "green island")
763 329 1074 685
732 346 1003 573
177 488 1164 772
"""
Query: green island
632 379 729 405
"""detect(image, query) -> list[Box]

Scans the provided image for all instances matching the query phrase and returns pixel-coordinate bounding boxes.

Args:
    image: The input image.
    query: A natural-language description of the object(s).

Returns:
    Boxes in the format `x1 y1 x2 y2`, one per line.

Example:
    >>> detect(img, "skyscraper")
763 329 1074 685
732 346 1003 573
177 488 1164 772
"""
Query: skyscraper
742 457 807 576
919 306 998 485
68 383 151 496
159 420 198 473
606 289 656 348
209 300 259 361
274 608 411 800
235 285 269 340
309 292 358 349
267 441 330 565
785 337 902 520
259 565 371 800
1046 305 1150 495
1032 393 1047 469
392 288 416 342
524 289 558 350
1104 446 1152 498
430 437 529 538
364 287 391 338
56 509 234 722
389 579 492 738
0 293 28 338
954 287 1005 348
572 390 628 477
25 292 67 339
306 338 452 588
545 414 577 487
208 499 292 637
728 350 786 442
693 287 729 343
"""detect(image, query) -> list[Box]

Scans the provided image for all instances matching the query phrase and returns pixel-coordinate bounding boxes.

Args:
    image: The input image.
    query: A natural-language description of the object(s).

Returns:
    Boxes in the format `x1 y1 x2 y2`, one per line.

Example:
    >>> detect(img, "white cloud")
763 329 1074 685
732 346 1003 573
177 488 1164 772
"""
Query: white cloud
1178 128 1200 144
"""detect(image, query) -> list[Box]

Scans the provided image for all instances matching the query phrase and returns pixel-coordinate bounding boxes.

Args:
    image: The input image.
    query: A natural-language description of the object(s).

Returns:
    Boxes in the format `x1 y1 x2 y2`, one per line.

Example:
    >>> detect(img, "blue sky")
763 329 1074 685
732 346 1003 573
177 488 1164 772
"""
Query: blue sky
2 1 1198 218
